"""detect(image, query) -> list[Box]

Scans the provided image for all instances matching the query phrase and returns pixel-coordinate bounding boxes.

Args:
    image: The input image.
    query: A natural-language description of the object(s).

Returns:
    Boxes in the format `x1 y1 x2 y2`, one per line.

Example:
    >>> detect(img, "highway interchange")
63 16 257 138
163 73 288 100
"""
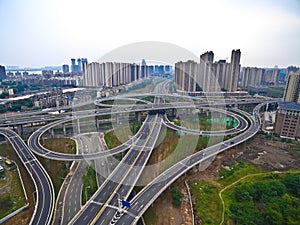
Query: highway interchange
0 79 276 225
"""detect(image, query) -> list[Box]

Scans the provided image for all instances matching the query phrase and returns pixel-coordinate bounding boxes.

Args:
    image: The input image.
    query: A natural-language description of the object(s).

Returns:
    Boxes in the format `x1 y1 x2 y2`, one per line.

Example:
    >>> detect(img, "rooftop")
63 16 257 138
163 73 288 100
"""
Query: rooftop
279 102 300 111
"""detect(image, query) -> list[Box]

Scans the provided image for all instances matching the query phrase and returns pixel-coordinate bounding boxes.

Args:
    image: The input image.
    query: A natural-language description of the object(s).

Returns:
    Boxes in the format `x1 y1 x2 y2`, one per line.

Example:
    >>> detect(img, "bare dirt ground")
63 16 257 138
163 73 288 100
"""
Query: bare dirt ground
151 134 300 225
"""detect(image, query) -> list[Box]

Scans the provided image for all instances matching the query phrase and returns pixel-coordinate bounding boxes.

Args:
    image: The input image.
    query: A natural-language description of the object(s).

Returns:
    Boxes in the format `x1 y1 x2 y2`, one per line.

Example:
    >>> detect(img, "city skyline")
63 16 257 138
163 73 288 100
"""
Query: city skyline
0 0 300 68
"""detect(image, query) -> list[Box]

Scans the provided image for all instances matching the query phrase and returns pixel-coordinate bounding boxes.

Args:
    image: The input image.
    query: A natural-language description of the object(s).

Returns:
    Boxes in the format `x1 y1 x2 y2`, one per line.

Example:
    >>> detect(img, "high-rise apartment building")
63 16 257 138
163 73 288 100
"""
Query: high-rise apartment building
0 65 6 80
174 49 241 94
174 60 198 92
71 58 76 72
77 59 82 72
226 49 241 92
70 58 85 73
274 71 300 140
82 61 148 87
199 51 214 92
62 64 69 73
283 72 300 103
240 67 264 87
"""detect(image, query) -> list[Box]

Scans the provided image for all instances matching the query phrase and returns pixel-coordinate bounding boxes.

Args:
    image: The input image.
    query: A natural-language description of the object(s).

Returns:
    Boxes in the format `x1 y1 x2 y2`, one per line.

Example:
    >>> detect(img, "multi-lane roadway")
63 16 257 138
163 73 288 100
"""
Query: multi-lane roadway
114 102 269 224
0 80 276 225
0 128 55 225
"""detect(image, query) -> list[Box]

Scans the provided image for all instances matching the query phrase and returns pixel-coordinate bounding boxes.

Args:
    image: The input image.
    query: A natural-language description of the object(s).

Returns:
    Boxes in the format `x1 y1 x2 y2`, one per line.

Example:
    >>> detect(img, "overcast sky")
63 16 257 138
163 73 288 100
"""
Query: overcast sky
0 0 299 68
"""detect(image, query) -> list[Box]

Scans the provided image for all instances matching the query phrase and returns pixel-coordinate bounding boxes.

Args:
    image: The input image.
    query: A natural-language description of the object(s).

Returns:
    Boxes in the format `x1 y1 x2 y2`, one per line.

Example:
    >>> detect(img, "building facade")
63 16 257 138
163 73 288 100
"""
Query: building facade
62 64 69 73
174 49 241 94
283 72 300 103
274 71 300 140
0 65 6 80
82 61 148 87
274 102 300 139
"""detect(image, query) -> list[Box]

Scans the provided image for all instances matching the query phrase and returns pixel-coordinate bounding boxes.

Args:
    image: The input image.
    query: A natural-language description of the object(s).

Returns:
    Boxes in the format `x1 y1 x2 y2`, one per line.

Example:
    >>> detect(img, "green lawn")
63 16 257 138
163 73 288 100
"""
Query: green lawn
171 113 238 132
218 161 263 186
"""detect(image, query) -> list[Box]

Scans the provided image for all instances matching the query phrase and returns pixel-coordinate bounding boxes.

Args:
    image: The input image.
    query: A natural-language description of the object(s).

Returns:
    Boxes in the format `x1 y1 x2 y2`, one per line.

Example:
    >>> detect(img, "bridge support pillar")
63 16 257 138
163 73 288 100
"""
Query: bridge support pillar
135 112 141 122
17 124 23 136
50 128 54 137
171 109 176 117
63 124 66 136
206 110 211 117
174 109 179 119
76 118 81 134
95 116 99 131
115 114 119 124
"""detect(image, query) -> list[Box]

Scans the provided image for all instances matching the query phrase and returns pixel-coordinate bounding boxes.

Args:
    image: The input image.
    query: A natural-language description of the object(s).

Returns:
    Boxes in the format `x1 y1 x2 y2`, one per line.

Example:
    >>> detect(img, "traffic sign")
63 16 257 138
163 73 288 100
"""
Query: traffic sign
121 200 131 208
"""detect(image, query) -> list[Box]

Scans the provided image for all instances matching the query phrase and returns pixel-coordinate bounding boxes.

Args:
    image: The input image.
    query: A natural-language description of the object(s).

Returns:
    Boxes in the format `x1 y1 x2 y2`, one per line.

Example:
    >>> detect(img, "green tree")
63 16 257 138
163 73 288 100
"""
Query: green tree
230 202 263 225
262 208 284 225
0 92 9 99
171 188 184 206
234 184 253 202
252 181 270 201
269 180 286 197
282 173 300 197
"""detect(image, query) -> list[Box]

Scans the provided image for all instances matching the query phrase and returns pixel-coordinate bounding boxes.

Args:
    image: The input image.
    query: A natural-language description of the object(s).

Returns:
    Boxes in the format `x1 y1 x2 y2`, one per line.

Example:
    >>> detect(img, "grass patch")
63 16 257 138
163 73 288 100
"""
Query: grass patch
190 181 222 225
81 163 98 205
143 207 156 225
41 138 76 195
218 161 263 186
145 128 223 176
104 129 123 149
0 168 27 219
104 120 142 149
267 86 285 98
42 137 76 154
171 112 238 131
126 79 154 93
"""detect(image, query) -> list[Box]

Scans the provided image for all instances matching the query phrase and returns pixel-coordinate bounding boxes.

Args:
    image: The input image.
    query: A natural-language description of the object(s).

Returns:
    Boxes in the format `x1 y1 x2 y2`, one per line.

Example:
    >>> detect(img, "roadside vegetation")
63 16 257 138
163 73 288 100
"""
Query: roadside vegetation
104 120 142 149
190 181 222 225
81 163 98 205
188 161 300 225
0 166 27 219
143 208 156 225
171 187 184 206
222 172 300 225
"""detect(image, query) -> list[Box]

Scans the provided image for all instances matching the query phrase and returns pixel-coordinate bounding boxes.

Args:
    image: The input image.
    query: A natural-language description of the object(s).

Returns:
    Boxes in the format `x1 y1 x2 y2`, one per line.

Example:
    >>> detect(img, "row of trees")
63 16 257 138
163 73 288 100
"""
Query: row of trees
0 99 34 113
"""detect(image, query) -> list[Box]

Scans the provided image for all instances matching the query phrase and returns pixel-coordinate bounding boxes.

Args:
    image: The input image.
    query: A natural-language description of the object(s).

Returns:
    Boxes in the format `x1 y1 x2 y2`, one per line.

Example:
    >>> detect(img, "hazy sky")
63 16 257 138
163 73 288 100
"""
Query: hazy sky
0 0 299 68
